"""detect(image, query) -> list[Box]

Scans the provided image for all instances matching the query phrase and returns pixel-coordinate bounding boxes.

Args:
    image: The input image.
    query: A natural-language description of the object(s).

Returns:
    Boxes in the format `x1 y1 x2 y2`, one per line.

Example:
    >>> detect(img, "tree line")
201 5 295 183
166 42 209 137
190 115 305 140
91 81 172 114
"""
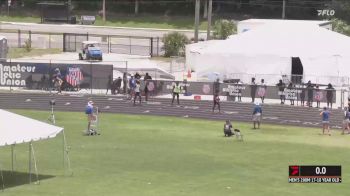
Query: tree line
2 0 350 23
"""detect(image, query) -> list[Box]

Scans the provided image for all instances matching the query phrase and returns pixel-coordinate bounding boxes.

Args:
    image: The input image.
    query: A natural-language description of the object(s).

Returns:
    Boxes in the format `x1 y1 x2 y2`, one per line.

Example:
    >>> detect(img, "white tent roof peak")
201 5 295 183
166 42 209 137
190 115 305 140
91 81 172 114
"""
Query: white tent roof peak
0 109 63 147
196 23 350 58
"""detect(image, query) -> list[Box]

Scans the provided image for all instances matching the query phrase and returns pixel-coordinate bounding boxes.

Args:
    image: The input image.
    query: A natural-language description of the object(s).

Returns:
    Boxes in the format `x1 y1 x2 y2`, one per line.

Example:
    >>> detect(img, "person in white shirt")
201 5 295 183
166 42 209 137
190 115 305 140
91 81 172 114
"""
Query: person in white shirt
133 80 142 105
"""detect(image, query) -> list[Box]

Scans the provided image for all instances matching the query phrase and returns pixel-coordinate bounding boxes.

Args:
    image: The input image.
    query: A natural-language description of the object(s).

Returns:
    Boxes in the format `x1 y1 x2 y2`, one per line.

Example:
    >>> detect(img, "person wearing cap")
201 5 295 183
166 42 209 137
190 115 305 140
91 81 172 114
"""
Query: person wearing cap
85 101 96 134
320 107 331 135
252 102 262 129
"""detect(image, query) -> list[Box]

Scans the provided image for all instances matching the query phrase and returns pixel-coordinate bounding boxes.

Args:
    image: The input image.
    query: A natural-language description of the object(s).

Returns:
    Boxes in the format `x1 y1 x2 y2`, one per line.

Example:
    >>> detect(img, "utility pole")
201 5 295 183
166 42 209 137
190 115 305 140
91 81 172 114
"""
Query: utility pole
7 0 11 16
203 0 207 19
103 0 106 21
135 0 139 15
282 0 286 19
207 0 212 40
194 0 200 43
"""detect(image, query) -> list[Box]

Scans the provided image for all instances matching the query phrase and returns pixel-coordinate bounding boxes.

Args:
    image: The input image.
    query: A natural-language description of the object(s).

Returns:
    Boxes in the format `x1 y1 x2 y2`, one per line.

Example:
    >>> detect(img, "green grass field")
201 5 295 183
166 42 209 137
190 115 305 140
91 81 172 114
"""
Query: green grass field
0 110 349 196
8 48 62 59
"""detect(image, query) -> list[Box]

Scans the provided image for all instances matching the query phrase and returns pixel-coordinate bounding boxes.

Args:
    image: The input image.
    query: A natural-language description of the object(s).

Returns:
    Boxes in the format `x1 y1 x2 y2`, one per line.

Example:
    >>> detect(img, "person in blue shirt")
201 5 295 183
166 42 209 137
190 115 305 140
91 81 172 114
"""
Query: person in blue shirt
252 102 262 129
85 101 95 134
320 107 331 135
128 76 136 99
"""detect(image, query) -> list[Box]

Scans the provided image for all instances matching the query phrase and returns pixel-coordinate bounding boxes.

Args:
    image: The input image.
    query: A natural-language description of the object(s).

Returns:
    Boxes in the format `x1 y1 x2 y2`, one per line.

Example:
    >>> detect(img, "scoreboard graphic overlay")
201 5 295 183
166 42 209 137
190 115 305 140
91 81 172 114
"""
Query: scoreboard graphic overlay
289 165 341 183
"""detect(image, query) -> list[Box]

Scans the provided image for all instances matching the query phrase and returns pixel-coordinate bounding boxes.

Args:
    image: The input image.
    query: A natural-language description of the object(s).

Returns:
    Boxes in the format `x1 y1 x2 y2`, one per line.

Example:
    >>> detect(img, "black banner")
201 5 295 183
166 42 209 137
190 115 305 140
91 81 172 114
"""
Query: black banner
0 61 113 90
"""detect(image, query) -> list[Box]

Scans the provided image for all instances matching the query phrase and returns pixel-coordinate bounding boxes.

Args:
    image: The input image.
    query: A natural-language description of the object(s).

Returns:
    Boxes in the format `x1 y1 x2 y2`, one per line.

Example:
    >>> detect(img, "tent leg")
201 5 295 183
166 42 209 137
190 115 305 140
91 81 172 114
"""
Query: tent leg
29 142 40 184
0 163 4 191
11 144 15 172
29 142 32 184
62 129 73 176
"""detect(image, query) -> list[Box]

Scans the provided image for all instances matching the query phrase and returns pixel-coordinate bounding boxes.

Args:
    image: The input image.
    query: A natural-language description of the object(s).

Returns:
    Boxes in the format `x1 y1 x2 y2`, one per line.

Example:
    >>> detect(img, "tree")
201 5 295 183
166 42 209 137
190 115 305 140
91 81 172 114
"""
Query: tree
162 32 189 57
213 19 236 40
331 18 350 36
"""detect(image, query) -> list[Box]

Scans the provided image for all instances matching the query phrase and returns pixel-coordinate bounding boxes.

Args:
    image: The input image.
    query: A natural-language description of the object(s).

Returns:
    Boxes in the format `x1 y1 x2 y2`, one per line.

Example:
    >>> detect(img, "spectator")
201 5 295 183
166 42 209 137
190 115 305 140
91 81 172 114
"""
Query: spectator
320 107 331 135
252 102 262 129
342 107 350 135
52 68 63 94
224 120 233 137
213 78 220 95
116 77 122 94
111 79 117 95
326 83 334 109
288 82 295 105
250 77 257 103
106 75 112 95
314 85 323 108
300 84 306 106
134 80 142 105
237 80 243 102
144 73 152 101
276 79 286 104
122 72 128 94
144 72 152 81
307 81 314 107
172 81 181 105
212 93 221 113
134 72 141 80
258 79 267 103
129 75 136 98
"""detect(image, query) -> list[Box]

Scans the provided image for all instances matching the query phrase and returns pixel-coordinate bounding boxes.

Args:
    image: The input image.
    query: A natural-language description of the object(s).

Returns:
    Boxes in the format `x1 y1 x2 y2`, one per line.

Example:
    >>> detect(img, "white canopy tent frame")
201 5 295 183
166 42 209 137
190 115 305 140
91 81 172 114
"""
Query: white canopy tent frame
0 109 72 191
186 22 350 85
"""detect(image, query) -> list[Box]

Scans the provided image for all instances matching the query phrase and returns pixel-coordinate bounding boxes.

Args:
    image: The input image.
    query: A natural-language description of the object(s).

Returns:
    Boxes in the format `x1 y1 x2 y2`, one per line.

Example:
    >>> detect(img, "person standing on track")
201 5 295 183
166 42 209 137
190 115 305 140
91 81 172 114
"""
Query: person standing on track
171 81 181 105
134 80 142 105
212 93 221 113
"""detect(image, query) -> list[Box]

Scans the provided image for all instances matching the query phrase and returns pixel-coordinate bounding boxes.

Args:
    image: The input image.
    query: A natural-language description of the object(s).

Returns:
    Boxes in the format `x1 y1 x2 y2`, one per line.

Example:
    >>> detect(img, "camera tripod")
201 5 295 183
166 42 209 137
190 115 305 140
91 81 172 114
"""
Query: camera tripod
48 105 56 125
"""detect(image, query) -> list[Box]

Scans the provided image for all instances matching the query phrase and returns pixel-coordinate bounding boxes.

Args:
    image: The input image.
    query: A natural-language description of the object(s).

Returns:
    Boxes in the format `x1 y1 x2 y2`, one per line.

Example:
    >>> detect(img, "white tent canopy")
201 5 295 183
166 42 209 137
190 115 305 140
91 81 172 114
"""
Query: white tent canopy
187 22 350 85
0 109 63 146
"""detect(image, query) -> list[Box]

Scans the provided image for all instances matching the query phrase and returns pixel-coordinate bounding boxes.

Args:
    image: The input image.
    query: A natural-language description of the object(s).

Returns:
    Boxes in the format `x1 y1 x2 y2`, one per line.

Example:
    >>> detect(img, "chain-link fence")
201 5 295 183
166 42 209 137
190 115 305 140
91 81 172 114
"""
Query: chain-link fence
1 29 163 57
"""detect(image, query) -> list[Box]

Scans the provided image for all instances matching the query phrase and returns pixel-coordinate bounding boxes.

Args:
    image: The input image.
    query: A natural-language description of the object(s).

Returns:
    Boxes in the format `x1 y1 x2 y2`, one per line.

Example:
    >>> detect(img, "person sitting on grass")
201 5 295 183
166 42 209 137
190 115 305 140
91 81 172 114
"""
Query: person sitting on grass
224 120 233 137
252 102 262 129
320 107 331 136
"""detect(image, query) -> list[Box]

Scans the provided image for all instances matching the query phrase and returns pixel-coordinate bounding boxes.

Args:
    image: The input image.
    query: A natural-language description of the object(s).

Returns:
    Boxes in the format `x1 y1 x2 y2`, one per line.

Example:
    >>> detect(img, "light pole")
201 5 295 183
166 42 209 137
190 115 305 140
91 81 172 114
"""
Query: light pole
282 0 286 19
102 0 106 21
194 0 200 43
207 0 212 40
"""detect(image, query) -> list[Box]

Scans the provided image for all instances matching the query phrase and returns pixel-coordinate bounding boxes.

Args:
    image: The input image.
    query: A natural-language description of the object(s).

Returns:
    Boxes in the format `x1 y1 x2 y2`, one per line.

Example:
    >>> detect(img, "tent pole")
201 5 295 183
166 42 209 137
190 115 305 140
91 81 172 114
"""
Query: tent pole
29 142 32 184
30 143 40 184
62 129 72 176
11 144 15 172
0 163 4 191
28 143 39 184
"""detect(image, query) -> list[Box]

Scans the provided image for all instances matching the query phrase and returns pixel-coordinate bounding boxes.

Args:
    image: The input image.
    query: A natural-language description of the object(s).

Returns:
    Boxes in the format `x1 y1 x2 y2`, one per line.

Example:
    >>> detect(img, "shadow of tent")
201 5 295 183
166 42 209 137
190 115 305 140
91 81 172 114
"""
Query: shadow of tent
1 171 55 190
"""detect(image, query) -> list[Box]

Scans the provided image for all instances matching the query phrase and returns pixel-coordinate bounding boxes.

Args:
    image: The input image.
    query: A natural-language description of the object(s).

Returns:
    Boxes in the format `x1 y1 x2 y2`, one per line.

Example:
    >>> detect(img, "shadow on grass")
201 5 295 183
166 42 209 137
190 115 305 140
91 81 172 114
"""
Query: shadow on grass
1 171 55 190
